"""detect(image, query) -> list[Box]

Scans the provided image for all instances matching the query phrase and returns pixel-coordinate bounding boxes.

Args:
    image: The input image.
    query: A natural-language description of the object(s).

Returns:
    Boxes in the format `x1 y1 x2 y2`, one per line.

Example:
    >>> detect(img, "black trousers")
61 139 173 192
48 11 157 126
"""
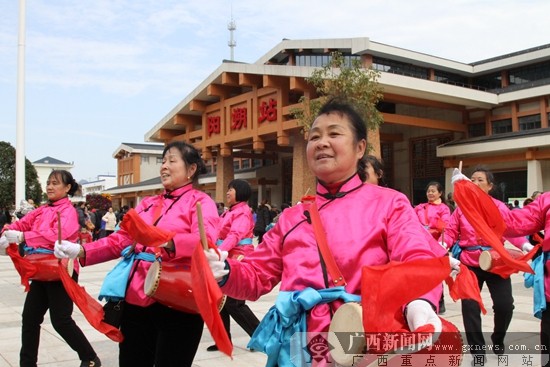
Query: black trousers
462 266 514 355
541 308 550 367
20 276 97 367
220 296 260 340
119 302 204 367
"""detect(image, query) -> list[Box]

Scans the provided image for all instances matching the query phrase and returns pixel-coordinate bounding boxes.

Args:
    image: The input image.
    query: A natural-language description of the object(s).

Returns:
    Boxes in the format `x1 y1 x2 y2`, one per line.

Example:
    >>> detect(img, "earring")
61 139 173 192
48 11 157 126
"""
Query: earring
187 176 190 180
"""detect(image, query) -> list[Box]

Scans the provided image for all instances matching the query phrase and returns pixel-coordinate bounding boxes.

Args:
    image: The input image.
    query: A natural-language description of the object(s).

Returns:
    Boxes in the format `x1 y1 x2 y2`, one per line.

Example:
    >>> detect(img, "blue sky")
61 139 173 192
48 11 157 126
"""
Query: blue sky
1 0 549 182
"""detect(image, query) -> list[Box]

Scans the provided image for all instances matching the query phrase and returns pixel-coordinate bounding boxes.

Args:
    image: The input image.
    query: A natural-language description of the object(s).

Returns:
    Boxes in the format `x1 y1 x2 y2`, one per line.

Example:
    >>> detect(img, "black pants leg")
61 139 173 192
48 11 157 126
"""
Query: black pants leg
20 279 97 367
462 266 514 356
119 302 204 367
220 302 232 340
225 297 260 337
485 270 514 347
541 309 550 367
20 281 49 367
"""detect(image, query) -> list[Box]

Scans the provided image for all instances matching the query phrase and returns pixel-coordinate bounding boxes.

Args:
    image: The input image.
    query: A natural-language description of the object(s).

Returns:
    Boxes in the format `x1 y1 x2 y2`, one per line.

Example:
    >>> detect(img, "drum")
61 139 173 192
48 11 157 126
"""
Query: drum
144 261 226 314
26 254 74 281
479 248 524 271
328 302 463 367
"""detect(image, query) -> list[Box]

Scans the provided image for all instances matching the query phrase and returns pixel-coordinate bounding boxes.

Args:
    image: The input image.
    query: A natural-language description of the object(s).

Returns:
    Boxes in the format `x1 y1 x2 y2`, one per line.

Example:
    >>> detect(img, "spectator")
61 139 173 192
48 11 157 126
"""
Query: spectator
101 208 117 236
253 200 271 243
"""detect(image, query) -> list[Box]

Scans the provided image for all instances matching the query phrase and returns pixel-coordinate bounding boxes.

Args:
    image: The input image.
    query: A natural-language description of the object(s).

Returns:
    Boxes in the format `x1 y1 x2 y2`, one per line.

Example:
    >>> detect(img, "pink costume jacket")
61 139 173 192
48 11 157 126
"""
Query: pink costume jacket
81 184 219 307
414 202 451 240
217 201 254 259
5 197 80 272
222 174 443 334
444 197 526 267
499 193 550 299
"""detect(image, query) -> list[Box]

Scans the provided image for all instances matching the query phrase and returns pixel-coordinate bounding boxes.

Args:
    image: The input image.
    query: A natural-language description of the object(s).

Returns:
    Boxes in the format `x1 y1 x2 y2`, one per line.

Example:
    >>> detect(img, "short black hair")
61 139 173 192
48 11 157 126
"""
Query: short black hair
228 179 251 202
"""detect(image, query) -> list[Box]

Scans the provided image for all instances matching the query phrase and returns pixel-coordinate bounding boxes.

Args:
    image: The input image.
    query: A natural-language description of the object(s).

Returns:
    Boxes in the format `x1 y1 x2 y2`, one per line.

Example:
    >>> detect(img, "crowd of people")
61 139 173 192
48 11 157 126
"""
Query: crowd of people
0 98 547 367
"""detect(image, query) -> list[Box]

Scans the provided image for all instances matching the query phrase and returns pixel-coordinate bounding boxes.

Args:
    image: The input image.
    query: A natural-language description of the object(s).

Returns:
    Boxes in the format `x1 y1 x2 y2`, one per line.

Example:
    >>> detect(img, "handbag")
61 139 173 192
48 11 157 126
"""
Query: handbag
102 300 125 328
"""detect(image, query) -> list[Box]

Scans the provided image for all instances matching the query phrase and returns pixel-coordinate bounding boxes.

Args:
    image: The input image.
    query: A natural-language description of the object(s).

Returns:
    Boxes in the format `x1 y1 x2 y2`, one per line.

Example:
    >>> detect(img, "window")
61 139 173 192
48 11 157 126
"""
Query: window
410 134 453 204
492 119 512 134
295 54 360 67
468 122 486 138
156 157 163 164
372 57 428 79
473 72 502 90
141 155 150 164
509 60 550 86
434 70 468 85
519 114 541 131
241 159 250 169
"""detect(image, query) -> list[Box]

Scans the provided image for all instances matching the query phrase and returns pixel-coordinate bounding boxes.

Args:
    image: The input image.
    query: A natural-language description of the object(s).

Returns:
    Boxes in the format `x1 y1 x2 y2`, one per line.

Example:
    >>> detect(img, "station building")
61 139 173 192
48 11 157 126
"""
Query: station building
111 37 550 208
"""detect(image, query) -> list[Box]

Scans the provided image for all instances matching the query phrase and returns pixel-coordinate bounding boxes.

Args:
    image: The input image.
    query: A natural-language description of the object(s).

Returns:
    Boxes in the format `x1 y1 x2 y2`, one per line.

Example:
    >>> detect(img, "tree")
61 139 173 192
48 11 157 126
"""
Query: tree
0 141 43 209
86 193 112 210
291 52 384 140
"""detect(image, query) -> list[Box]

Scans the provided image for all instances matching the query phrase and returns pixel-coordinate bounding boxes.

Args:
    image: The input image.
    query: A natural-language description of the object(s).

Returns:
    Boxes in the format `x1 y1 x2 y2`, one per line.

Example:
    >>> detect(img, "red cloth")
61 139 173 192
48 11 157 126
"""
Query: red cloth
445 263 487 314
120 208 175 247
7 243 36 291
6 243 123 342
57 261 124 342
191 242 232 358
454 180 534 276
361 257 449 334
360 257 469 356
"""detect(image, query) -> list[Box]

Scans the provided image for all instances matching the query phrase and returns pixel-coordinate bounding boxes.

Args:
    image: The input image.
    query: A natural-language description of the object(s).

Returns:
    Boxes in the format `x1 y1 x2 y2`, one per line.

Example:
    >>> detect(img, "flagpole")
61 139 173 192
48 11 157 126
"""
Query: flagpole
15 0 27 210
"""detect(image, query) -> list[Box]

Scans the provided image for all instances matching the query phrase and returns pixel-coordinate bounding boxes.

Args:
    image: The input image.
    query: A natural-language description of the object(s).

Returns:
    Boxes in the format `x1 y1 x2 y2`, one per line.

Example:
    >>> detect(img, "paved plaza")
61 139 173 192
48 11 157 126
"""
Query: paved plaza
0 255 544 366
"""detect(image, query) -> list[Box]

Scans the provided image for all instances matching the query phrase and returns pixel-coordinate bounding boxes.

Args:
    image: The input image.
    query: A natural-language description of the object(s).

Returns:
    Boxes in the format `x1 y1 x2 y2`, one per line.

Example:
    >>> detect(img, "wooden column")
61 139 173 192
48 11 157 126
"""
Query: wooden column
215 155 234 204
291 135 316 204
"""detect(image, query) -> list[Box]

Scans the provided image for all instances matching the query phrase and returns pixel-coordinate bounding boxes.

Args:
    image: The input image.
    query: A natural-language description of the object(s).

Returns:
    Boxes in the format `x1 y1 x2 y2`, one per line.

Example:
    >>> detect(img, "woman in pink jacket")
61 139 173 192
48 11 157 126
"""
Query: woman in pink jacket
0 170 101 367
485 192 548 367
54 141 219 367
445 166 529 362
207 179 260 352
415 181 451 314
206 99 448 367
415 181 450 241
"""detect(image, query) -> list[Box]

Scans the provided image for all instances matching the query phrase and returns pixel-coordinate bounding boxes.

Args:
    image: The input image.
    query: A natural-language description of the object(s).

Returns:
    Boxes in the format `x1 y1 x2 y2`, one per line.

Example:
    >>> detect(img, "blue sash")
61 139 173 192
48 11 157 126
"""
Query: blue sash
21 245 53 255
247 286 360 367
216 238 253 246
524 252 548 319
98 246 156 302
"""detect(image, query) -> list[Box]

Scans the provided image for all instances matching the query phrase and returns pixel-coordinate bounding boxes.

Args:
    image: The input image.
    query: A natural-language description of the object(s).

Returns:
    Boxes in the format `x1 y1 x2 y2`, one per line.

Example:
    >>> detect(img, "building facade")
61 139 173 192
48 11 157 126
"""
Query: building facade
137 37 550 206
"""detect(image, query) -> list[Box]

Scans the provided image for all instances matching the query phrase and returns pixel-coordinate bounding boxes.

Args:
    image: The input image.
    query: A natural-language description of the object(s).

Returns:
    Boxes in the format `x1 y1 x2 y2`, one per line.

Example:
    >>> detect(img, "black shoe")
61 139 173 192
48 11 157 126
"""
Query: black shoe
438 304 446 315
80 356 101 367
207 345 219 352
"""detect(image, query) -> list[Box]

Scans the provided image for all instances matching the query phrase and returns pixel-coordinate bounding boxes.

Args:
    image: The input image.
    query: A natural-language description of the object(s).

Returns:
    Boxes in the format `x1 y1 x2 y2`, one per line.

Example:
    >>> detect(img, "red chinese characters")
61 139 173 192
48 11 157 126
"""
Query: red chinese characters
258 98 277 123
231 107 247 130
207 116 221 136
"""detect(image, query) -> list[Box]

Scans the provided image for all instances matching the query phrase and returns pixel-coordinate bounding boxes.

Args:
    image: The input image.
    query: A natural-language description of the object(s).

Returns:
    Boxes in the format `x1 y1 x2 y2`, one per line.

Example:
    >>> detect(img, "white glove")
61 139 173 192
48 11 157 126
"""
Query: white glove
439 241 448 250
0 235 9 256
204 248 229 280
451 168 469 186
449 256 461 277
522 243 534 252
406 299 442 333
4 230 23 244
54 240 82 259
